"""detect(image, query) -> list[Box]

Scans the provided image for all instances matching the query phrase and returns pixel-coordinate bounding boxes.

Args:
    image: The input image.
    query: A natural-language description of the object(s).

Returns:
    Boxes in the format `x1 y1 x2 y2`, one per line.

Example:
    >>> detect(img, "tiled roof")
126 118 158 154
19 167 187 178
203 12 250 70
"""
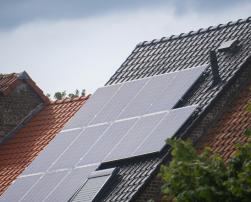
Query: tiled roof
97 17 251 201
0 96 88 195
1 16 251 202
0 72 49 103
197 80 251 161
0 73 19 95
100 157 161 202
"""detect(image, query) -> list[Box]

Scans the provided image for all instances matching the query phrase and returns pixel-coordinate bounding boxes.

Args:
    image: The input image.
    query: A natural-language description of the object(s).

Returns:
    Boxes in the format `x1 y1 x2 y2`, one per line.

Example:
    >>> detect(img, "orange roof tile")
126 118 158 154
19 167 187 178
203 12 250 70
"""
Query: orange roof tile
0 95 89 195
197 81 251 161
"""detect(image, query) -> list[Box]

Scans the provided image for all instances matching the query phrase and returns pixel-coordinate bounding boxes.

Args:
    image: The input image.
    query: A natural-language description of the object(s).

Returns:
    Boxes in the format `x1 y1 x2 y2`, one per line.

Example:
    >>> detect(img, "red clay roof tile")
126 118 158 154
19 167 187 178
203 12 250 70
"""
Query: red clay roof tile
197 81 251 161
0 95 88 195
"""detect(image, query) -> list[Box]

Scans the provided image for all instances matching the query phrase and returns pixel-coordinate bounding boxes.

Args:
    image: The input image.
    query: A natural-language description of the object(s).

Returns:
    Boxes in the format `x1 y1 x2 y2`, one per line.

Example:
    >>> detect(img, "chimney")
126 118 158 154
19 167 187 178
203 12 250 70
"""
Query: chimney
209 50 221 85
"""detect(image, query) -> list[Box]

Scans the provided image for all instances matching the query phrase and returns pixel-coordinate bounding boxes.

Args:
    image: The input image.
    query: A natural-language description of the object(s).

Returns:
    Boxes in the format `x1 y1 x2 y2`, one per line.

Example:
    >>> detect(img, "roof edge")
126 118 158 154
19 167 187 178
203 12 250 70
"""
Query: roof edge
17 71 50 104
136 16 251 47
1 71 50 104
0 103 44 145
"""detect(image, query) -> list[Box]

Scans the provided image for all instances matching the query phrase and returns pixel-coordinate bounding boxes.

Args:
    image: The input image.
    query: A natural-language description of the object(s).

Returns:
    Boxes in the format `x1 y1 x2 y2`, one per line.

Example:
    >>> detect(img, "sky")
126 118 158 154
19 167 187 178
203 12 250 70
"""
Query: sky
0 0 251 96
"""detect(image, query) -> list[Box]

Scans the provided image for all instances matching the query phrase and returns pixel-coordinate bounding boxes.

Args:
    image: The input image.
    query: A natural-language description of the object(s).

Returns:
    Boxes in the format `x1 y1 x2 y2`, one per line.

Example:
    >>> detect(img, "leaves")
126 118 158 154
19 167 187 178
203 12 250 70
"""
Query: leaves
160 135 251 202
244 128 251 137
53 89 86 100
246 102 251 112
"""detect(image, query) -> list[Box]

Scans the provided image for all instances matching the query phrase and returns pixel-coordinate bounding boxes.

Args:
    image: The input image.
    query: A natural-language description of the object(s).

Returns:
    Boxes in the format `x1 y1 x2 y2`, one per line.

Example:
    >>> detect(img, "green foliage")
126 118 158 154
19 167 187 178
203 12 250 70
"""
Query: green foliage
160 135 251 202
54 91 66 100
246 102 251 112
244 128 251 137
52 89 86 100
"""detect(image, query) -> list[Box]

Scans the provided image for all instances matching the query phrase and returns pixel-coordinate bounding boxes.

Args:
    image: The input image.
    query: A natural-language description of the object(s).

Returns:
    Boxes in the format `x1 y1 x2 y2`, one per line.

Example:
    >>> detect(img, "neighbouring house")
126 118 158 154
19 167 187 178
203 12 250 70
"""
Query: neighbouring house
0 16 250 202
0 72 49 141
0 73 89 196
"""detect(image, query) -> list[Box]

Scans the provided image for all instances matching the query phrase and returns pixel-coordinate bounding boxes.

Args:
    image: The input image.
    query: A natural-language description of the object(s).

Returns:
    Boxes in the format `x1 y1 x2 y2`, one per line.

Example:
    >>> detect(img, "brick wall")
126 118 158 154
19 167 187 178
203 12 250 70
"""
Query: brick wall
134 62 251 202
0 82 43 139
135 175 163 202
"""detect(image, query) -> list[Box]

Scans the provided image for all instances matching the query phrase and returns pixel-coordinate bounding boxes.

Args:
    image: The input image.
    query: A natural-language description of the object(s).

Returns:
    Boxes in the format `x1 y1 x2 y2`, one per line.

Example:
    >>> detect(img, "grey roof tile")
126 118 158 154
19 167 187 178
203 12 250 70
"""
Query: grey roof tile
73 17 251 202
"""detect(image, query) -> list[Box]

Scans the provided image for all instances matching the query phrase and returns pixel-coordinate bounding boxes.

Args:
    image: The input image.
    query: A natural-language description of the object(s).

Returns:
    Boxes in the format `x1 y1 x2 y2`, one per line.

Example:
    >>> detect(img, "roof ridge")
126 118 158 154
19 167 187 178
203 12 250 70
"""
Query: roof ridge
49 94 90 105
0 73 17 79
136 16 251 47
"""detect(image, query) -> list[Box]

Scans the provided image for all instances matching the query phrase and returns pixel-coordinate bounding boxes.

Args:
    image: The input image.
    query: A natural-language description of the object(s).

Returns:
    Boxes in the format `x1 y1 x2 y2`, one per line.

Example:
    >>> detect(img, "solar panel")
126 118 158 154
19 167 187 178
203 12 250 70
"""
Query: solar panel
64 84 122 129
22 129 82 175
21 170 68 202
147 65 206 114
1 65 206 201
45 165 98 202
104 112 167 162
133 105 197 156
118 71 176 119
70 168 118 202
78 118 138 166
119 65 205 119
90 78 149 125
49 124 109 171
0 174 41 202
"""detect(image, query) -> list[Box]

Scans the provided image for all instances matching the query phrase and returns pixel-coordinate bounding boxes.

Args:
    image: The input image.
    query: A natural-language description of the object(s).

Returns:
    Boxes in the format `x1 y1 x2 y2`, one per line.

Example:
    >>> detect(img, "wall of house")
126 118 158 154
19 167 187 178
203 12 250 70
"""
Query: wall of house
0 82 43 140
134 175 163 202
134 62 251 202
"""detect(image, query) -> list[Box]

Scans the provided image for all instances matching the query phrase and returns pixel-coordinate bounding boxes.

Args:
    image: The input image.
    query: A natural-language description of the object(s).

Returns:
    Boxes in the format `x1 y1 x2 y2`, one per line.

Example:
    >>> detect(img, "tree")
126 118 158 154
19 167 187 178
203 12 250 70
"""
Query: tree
159 101 251 202
160 135 251 202
54 91 66 100
51 89 86 100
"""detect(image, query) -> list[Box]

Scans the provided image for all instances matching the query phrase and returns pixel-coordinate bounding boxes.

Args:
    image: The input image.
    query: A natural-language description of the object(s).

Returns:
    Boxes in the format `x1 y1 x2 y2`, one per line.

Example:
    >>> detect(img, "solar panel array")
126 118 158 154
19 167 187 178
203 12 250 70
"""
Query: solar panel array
0 65 206 202
0 164 98 202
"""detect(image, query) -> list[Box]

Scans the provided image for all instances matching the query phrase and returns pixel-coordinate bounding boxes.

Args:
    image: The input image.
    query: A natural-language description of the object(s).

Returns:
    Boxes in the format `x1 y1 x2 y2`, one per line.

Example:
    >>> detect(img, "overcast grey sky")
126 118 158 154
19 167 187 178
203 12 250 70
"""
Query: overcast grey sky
0 0 251 95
